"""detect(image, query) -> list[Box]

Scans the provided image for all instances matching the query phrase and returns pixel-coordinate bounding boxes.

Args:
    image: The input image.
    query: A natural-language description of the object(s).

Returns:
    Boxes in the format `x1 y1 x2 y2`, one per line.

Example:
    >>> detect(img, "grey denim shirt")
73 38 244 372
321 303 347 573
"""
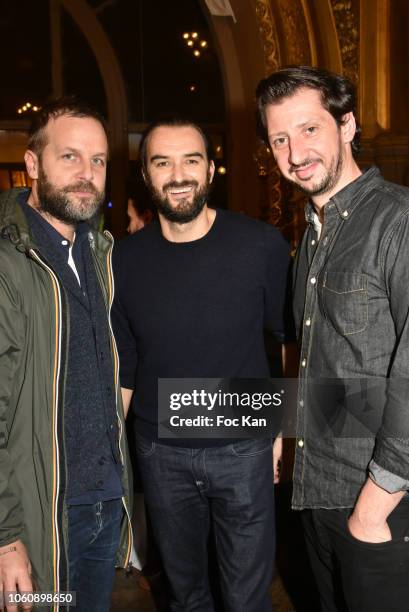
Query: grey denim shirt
292 166 409 510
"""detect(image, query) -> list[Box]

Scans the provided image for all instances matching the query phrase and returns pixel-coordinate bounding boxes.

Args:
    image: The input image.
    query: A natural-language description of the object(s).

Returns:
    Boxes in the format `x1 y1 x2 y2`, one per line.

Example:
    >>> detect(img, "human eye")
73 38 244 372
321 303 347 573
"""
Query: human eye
271 136 288 149
155 160 169 168
186 158 199 165
92 157 106 167
305 125 318 135
62 152 76 161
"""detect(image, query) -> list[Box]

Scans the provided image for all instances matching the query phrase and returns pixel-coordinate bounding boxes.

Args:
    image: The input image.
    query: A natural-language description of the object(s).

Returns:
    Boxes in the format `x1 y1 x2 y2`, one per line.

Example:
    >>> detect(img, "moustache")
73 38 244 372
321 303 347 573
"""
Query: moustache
63 181 99 195
289 158 322 174
163 180 199 192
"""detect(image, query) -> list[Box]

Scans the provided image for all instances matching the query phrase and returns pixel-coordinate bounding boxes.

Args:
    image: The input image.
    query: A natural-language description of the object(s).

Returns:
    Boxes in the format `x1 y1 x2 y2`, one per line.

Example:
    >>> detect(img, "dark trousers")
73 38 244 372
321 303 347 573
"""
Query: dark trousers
135 436 275 612
301 498 409 612
67 499 123 612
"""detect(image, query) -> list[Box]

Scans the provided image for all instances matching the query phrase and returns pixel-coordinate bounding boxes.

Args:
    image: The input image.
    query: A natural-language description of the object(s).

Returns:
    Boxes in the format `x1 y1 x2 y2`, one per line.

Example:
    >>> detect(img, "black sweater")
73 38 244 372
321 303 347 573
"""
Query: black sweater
112 209 290 446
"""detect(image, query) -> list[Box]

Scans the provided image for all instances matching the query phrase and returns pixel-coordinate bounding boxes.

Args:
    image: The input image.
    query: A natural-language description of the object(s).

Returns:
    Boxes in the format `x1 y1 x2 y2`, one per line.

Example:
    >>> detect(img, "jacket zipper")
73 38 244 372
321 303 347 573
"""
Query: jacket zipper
29 249 63 612
90 231 134 566
104 232 134 567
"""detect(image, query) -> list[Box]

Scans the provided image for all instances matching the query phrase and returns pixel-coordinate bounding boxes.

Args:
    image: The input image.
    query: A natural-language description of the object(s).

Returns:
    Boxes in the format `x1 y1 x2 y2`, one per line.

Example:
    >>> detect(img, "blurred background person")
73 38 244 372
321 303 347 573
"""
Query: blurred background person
126 175 154 234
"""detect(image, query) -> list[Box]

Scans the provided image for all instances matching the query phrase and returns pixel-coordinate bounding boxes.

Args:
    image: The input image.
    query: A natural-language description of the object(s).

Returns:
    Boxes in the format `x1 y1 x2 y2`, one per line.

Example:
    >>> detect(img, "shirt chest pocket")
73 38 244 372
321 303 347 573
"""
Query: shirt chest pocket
321 271 368 335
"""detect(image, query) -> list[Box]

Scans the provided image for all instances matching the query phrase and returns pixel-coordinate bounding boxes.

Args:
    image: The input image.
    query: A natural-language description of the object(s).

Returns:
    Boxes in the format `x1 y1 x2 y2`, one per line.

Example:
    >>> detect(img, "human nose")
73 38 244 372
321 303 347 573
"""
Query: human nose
76 157 94 181
170 161 185 183
288 136 309 166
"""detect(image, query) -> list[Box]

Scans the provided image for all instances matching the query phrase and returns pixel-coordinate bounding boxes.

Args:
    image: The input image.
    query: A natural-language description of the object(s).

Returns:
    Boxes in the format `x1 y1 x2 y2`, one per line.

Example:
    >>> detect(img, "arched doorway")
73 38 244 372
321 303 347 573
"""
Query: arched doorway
205 0 408 247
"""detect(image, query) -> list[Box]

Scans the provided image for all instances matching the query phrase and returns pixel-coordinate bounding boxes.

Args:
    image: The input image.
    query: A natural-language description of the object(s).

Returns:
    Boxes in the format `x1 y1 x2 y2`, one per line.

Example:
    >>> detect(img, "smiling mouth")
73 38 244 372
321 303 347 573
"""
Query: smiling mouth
290 160 321 180
296 165 315 176
167 185 193 199
167 186 194 195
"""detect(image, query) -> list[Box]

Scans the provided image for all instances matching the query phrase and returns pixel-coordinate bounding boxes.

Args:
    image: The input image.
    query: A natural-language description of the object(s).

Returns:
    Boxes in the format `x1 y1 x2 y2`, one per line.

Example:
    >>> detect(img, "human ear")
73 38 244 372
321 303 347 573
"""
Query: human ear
341 112 356 145
208 160 215 184
24 150 39 180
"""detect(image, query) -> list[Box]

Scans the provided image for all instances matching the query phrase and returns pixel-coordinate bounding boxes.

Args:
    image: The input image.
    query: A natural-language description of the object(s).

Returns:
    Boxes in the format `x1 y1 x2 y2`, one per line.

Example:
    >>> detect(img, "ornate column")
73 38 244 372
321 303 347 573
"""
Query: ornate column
254 0 314 246
61 0 129 236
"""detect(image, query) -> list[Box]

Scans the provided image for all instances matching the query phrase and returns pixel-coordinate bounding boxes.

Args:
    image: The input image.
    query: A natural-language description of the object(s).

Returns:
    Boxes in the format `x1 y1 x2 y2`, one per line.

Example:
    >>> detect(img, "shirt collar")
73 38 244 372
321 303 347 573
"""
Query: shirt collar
19 191 90 253
312 211 322 238
305 166 382 224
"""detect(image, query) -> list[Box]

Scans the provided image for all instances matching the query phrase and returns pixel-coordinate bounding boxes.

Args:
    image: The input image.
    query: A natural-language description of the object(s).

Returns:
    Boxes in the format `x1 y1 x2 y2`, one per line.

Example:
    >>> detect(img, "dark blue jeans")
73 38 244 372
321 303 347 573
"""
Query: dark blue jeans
135 436 275 612
67 498 123 612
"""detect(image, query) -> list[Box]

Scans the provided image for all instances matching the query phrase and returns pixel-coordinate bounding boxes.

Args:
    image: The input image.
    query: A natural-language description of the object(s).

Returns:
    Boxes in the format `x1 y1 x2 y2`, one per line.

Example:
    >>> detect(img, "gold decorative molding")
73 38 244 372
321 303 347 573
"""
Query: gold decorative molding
253 0 311 244
359 0 390 134
254 142 283 226
254 0 283 230
255 0 280 75
330 0 359 84
276 0 311 64
300 0 318 65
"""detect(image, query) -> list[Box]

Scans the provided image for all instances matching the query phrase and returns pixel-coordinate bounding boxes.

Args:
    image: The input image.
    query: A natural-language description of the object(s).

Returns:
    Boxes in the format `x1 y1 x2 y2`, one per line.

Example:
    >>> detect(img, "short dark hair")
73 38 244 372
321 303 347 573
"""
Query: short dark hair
139 118 214 174
256 65 361 152
27 96 109 156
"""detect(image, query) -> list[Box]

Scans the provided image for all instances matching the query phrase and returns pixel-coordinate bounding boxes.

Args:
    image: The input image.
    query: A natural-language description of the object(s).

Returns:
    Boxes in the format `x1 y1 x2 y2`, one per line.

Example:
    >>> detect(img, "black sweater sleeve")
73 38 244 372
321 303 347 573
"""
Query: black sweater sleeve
263 224 291 342
112 243 138 389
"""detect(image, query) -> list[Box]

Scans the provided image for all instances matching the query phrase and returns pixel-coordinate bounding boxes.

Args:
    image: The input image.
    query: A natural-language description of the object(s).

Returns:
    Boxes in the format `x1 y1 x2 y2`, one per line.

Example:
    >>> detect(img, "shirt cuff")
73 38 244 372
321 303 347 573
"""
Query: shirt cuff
369 460 409 493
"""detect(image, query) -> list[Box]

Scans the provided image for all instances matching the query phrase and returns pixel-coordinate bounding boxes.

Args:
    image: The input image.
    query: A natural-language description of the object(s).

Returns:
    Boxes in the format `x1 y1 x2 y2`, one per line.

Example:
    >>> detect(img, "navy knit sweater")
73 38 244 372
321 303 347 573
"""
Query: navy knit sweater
22 198 123 502
112 209 290 447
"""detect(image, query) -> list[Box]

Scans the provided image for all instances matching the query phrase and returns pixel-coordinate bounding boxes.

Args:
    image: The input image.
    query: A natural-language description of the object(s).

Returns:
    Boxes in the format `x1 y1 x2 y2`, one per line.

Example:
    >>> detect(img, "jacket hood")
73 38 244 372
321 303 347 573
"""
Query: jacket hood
0 187 113 254
0 188 33 251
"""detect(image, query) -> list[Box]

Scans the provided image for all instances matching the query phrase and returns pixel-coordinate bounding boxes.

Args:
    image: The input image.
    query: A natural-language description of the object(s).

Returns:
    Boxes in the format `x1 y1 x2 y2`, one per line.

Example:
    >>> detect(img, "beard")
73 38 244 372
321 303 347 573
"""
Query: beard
288 140 344 198
145 172 213 224
37 164 105 224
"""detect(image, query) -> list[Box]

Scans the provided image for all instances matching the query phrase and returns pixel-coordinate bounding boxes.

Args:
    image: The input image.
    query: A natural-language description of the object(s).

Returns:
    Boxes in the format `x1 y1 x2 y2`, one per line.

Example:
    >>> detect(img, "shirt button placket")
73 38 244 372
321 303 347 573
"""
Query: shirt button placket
298 251 319 480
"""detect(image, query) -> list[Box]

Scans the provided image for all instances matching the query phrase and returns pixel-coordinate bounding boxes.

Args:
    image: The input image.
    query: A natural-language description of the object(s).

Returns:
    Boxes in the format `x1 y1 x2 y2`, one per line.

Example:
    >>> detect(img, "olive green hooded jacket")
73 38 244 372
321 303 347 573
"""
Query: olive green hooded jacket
0 188 133 605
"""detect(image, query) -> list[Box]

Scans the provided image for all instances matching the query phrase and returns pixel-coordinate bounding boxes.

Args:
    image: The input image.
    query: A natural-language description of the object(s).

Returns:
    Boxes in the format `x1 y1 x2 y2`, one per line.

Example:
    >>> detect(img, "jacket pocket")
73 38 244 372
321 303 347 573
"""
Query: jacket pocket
321 271 368 335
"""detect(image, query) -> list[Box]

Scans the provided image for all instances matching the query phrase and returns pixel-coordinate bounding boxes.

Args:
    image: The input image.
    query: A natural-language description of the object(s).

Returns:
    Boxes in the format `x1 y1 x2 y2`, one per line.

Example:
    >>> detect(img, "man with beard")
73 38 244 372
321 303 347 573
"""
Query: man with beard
112 119 290 611
256 65 409 611
0 99 132 611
